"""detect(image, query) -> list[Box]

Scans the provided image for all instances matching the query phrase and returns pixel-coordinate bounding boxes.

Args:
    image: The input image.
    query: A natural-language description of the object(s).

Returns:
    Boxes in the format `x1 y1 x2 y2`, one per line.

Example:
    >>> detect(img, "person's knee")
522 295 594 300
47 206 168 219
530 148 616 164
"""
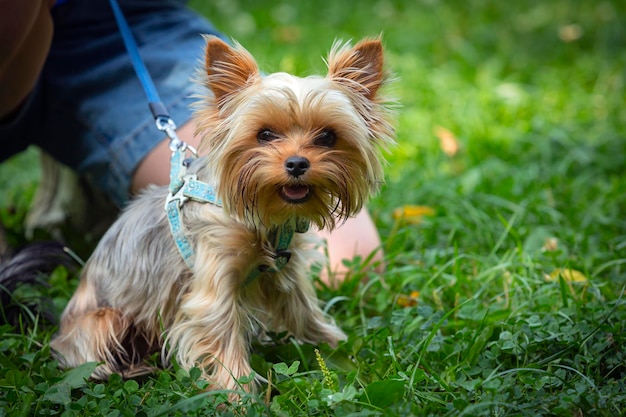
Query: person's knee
317 209 384 284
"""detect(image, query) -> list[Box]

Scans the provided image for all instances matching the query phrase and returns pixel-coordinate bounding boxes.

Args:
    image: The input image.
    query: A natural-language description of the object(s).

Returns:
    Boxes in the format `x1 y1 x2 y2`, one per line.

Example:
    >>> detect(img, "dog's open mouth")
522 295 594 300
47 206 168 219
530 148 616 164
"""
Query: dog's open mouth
280 185 311 203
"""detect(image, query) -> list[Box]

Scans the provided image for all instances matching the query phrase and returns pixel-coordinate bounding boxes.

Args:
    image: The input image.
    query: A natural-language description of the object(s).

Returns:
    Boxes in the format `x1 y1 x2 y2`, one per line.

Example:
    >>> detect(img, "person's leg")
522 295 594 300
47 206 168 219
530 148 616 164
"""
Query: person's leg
316 209 384 284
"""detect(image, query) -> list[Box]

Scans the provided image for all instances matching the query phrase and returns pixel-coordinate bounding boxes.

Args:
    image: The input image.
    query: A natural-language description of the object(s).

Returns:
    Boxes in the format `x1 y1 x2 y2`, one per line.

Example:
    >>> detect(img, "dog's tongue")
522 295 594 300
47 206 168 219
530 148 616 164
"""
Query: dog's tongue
282 185 309 201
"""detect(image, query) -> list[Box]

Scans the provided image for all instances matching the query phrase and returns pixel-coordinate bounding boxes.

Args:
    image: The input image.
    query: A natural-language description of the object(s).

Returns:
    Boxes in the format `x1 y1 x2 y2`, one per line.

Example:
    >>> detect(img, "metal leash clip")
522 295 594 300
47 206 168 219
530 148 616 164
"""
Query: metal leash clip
155 115 198 157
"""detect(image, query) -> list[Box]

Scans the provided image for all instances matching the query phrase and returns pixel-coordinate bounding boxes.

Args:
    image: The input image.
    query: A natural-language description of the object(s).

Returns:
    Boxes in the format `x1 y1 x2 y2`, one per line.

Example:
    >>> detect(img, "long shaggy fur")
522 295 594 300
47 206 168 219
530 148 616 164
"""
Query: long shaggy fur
51 36 395 399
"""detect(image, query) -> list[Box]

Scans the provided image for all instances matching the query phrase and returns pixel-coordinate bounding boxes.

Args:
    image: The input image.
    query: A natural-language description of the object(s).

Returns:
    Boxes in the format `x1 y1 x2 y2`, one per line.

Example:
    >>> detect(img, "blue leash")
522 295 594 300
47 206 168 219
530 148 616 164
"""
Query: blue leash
108 0 165 118
108 0 186 152
110 0 161 112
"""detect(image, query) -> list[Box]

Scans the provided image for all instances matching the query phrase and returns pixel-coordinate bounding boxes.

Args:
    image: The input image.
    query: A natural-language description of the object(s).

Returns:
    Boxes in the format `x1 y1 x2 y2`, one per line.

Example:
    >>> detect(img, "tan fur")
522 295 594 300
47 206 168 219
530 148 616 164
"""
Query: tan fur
51 36 395 400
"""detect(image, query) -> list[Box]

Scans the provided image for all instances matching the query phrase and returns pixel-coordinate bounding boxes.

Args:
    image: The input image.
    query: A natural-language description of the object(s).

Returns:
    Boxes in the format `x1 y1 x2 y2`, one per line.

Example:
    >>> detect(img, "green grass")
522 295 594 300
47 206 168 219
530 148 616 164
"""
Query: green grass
1 0 625 415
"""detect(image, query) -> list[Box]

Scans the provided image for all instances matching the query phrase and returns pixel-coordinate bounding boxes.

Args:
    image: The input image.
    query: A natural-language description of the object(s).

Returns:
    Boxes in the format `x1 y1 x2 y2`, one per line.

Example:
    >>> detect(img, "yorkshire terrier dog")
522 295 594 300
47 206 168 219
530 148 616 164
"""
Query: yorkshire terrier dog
51 36 394 397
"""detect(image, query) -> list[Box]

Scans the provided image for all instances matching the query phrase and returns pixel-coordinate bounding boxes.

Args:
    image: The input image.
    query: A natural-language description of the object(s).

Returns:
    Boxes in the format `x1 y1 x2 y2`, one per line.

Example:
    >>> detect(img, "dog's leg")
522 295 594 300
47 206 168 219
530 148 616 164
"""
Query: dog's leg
51 279 152 378
270 269 347 347
167 283 253 395
165 234 258 397
51 306 136 378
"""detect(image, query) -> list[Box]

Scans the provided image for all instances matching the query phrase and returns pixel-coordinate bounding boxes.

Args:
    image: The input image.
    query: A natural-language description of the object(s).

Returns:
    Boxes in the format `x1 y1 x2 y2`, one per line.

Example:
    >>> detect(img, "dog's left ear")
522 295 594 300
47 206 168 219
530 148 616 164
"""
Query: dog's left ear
204 36 260 105
327 39 384 101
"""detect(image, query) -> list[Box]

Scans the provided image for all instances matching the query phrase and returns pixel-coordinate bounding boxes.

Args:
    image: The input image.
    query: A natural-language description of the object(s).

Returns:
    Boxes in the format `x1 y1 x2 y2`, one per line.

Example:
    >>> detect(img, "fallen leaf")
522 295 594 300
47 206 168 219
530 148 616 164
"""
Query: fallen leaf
397 291 420 307
546 268 587 283
392 205 435 224
435 126 460 156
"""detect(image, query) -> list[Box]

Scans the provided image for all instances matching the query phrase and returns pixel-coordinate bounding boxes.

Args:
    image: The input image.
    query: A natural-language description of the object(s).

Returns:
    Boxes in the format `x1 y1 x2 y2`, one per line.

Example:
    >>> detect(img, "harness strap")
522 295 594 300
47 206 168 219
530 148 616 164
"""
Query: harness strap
168 145 188 195
166 199 195 268
183 177 221 205
165 174 223 271
165 148 222 270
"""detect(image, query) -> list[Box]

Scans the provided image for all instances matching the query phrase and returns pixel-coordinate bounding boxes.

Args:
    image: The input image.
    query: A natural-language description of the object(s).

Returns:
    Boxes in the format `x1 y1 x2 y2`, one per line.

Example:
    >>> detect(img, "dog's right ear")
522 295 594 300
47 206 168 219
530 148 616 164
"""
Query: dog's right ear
204 36 260 105
327 38 385 101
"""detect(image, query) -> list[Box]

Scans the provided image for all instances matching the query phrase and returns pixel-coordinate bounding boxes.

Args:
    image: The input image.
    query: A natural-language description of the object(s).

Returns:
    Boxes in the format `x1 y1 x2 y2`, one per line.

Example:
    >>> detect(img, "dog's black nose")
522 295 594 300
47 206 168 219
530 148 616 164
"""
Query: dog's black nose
285 156 310 178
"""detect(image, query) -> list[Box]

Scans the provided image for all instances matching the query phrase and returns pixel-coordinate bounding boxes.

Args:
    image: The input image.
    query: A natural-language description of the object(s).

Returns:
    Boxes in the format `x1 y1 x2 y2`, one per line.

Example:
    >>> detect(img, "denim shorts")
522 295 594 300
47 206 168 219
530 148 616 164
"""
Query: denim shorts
0 0 224 207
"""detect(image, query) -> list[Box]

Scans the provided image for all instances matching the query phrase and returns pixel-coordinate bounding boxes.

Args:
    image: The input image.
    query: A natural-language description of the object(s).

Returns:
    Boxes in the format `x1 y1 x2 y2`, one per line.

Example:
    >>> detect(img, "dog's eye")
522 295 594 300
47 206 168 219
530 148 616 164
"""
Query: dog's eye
314 130 337 148
257 129 279 143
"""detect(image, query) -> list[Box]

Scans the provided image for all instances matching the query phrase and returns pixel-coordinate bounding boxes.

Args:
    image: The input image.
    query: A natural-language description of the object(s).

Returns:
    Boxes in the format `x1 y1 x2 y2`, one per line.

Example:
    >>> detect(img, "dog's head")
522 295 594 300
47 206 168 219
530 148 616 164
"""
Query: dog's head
195 36 394 230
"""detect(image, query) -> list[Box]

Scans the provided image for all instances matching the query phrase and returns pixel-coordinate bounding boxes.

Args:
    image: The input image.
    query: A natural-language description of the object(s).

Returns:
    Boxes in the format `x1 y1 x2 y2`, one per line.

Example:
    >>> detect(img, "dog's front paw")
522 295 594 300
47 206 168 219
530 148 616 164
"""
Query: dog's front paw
197 355 258 404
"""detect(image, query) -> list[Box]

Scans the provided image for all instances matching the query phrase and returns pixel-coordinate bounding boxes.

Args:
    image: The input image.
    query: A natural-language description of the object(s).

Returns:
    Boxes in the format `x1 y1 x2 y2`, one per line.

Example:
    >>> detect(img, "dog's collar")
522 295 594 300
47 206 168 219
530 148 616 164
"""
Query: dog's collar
244 216 310 284
165 148 310 282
